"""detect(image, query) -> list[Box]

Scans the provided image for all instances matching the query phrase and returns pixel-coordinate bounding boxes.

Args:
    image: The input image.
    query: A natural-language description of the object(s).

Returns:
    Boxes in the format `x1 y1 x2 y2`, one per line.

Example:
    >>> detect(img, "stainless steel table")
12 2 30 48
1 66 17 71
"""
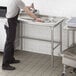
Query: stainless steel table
64 25 76 47
62 25 76 76
18 15 64 67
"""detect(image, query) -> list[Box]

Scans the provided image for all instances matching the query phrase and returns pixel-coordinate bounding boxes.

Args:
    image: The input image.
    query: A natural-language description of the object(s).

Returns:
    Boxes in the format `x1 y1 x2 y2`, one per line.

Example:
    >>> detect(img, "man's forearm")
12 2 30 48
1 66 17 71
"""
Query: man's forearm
23 7 38 19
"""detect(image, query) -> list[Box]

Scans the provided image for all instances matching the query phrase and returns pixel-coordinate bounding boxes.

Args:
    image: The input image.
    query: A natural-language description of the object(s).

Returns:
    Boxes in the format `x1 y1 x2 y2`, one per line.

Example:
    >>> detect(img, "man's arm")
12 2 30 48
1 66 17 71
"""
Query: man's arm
23 7 43 22
23 7 37 19
16 0 43 22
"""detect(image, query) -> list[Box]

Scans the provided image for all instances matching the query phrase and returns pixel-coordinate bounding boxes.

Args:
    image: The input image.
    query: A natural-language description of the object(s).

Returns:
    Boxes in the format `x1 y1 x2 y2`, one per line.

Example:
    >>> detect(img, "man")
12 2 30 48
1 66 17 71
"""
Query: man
2 0 43 70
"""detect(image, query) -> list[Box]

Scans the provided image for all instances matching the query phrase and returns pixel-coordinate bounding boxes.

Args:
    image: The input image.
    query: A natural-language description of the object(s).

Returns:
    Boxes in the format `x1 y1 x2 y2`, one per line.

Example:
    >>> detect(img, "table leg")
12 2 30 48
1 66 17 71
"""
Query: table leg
60 23 62 54
67 30 69 48
51 27 54 67
20 21 23 50
72 30 75 46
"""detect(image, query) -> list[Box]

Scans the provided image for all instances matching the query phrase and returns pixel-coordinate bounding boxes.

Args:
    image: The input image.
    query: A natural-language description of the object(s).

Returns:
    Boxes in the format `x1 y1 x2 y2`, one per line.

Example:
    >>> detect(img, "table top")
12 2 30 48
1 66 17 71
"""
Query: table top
63 25 76 30
63 46 76 60
18 14 64 27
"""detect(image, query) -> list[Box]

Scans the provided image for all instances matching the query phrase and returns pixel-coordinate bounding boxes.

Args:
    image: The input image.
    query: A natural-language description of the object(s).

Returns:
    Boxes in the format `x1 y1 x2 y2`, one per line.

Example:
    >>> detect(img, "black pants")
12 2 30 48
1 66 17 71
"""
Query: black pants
2 16 18 66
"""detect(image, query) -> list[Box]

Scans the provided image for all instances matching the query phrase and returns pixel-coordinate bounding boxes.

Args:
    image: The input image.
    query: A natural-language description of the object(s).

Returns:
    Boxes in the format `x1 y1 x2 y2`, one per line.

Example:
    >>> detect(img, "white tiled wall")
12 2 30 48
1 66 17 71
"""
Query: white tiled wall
0 0 7 6
1 0 76 17
22 0 76 17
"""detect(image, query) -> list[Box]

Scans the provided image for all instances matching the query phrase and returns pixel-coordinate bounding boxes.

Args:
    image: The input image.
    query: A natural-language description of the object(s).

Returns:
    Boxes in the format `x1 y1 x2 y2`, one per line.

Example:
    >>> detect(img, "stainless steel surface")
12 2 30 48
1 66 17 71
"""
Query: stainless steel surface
60 22 62 54
51 27 54 67
64 25 76 47
18 14 64 26
19 14 64 67
63 25 76 75
72 31 75 46
20 21 23 50
67 30 69 47
19 36 60 43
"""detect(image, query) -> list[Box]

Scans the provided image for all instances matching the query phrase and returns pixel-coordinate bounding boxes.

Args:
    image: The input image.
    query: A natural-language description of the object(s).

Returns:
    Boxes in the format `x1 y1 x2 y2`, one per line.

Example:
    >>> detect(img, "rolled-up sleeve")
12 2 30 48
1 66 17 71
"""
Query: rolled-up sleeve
15 0 26 9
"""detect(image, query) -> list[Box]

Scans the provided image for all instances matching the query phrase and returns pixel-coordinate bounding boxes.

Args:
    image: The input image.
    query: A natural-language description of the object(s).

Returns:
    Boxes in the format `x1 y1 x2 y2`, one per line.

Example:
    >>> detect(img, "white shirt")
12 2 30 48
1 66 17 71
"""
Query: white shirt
6 0 25 18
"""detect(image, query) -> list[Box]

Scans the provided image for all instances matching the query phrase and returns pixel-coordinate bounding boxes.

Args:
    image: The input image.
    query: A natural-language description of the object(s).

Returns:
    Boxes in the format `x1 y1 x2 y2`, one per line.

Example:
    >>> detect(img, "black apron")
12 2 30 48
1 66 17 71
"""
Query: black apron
2 14 19 66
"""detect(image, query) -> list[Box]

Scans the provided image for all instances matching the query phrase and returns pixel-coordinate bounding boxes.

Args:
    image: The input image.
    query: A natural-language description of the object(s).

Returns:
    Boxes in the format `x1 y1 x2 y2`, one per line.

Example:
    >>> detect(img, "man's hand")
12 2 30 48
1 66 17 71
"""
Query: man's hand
24 7 44 22
35 18 44 22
